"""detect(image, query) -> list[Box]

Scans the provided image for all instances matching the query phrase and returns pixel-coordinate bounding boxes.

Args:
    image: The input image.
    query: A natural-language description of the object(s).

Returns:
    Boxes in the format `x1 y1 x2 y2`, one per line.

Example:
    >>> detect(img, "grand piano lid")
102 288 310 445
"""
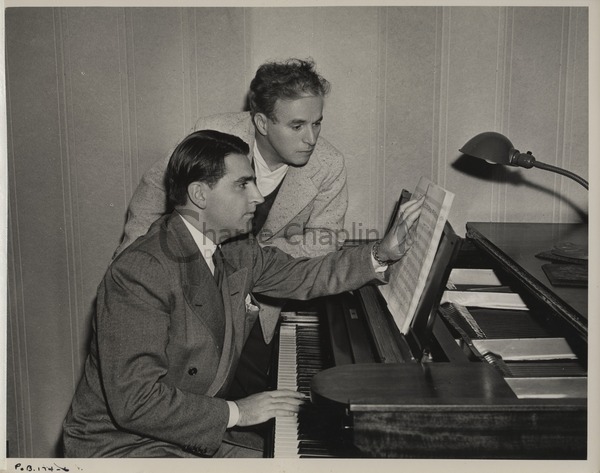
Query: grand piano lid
311 363 518 407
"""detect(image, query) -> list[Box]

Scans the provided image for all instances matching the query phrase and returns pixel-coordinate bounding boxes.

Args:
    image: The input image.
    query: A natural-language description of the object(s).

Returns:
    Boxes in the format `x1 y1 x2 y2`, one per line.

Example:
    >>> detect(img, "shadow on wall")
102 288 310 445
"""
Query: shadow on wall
452 155 588 223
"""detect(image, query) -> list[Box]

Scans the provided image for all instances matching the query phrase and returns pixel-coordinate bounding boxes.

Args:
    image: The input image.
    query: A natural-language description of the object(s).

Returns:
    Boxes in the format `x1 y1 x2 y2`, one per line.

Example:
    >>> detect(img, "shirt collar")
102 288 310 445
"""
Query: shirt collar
177 212 218 274
253 142 288 195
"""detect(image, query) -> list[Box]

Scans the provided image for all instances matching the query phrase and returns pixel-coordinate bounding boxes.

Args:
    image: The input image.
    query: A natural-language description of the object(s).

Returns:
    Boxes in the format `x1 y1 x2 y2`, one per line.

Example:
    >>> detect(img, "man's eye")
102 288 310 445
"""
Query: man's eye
239 182 248 189
292 125 302 131
313 122 322 128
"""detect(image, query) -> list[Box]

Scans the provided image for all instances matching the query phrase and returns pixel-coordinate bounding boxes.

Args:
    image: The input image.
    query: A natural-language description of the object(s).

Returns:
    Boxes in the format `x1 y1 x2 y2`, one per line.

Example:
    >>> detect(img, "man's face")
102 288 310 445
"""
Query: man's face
203 153 264 242
259 94 324 168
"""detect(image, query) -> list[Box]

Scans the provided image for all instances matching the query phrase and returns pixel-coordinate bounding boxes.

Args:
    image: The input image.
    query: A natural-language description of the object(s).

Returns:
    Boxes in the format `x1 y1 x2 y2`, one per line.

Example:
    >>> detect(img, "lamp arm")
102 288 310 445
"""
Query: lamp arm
459 133 589 190
532 161 589 190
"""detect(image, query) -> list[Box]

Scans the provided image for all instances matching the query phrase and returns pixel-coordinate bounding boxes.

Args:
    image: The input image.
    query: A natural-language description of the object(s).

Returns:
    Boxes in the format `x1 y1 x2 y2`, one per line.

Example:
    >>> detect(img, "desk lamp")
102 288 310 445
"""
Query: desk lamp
460 131 588 287
459 132 588 190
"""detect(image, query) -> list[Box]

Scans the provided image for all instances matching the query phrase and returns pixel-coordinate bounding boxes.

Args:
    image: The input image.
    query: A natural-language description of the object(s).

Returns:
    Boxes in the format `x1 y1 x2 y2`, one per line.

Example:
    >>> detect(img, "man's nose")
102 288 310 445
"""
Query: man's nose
304 127 317 146
250 184 265 204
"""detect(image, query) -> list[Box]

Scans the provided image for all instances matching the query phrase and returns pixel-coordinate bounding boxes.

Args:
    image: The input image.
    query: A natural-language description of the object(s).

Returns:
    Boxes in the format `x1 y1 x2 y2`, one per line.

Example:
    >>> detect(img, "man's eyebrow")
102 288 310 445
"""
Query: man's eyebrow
288 115 323 125
233 175 255 184
288 118 306 125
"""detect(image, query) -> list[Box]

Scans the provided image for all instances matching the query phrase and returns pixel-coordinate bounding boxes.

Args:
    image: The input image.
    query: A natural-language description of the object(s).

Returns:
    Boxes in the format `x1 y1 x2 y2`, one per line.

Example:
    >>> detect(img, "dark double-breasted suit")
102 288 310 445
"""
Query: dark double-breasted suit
63 212 383 457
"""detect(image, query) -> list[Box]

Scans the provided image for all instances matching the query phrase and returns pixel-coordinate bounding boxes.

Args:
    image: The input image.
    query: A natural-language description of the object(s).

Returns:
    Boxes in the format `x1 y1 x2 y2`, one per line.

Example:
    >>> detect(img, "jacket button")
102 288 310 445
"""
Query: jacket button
188 367 198 376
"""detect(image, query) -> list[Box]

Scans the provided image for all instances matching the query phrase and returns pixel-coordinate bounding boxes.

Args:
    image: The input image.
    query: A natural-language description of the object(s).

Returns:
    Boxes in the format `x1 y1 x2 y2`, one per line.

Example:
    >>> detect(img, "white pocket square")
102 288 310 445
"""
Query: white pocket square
245 294 260 312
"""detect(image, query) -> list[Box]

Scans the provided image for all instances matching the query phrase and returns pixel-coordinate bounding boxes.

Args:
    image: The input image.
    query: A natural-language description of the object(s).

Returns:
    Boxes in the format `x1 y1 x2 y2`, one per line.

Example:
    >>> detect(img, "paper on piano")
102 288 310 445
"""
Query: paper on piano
505 377 587 399
472 337 577 361
447 268 502 287
379 177 454 334
440 291 528 310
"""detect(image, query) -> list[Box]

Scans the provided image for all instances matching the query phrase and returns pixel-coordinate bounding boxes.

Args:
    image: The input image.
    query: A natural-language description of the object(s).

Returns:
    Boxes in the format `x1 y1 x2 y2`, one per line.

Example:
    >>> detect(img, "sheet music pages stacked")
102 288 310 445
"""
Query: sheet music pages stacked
379 177 454 334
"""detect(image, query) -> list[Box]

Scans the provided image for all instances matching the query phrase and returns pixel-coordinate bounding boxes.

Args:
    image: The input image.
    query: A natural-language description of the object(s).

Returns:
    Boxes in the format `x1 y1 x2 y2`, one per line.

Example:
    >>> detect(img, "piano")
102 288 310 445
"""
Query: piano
268 221 588 459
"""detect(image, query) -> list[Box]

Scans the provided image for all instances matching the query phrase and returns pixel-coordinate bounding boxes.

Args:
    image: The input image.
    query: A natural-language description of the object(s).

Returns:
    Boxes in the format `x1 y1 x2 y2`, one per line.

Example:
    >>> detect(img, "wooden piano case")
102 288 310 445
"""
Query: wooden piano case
311 222 588 459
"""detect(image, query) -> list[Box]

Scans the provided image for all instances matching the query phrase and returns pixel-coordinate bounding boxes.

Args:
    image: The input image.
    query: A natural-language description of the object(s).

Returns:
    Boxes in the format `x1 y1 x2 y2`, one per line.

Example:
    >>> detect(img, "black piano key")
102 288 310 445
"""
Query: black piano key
296 322 340 457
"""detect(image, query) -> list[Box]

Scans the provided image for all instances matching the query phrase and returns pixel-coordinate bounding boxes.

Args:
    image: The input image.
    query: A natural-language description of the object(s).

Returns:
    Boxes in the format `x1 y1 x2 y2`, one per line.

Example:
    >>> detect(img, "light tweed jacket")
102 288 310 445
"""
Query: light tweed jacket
115 112 349 341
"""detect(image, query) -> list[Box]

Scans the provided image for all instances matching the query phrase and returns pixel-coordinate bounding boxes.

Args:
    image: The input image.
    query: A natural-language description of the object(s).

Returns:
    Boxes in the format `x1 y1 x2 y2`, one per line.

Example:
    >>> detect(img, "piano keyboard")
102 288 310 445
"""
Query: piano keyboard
273 323 300 458
273 312 340 458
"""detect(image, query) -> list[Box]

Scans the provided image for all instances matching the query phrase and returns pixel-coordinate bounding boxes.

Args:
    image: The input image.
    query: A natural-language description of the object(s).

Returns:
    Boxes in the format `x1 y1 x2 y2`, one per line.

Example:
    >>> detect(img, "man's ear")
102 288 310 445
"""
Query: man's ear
253 113 269 136
187 182 209 209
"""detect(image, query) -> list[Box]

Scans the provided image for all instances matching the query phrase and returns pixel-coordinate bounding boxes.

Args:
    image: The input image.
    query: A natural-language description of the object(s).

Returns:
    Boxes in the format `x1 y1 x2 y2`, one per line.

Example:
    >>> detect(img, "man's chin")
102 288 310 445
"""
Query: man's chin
221 224 253 243
288 155 312 167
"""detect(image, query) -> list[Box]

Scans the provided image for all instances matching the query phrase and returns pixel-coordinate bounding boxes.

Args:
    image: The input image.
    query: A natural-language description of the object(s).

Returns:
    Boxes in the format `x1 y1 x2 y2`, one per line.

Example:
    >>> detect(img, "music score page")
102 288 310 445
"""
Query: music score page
379 177 454 334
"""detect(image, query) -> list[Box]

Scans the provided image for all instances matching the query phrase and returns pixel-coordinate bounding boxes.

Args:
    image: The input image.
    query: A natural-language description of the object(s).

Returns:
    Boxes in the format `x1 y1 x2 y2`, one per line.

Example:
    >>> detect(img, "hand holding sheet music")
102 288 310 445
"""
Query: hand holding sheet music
376 196 424 262
379 177 454 334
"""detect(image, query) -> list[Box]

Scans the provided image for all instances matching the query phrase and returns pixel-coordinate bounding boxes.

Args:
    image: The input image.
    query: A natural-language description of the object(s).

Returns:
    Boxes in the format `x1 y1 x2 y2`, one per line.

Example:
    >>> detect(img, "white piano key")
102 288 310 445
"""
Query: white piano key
274 322 300 458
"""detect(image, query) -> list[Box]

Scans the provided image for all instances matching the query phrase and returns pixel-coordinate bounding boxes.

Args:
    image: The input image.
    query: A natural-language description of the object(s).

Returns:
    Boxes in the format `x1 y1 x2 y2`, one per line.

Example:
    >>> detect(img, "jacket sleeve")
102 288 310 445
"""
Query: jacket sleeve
96 250 229 456
267 148 348 258
251 240 386 301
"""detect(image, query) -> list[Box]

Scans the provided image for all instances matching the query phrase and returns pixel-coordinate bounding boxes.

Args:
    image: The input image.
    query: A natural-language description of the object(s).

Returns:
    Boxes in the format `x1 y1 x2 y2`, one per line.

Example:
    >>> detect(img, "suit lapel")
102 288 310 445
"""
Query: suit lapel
184 281 225 349
263 162 320 236
206 267 248 397
225 268 250 354
165 215 226 348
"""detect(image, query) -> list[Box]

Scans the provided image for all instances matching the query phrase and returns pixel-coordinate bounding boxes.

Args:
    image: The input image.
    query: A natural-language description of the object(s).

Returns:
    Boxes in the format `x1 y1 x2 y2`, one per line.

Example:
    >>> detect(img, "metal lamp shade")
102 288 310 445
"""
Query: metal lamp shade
459 132 516 165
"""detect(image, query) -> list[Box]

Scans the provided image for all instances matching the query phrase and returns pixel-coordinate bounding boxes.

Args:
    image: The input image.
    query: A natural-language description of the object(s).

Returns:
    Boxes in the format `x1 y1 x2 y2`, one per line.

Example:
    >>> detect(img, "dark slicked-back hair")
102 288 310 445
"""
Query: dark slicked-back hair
248 58 330 121
166 129 250 209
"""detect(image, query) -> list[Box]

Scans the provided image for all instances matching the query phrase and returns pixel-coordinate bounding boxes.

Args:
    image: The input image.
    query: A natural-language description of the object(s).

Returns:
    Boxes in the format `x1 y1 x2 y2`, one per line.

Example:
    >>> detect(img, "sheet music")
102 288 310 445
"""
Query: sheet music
447 268 503 287
504 377 587 399
472 338 577 361
439 291 528 310
379 177 454 334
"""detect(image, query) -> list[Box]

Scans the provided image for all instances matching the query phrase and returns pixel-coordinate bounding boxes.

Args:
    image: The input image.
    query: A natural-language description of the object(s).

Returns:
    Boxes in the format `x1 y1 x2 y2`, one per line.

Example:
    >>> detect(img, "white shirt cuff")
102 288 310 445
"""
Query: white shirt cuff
226 400 240 428
371 252 388 273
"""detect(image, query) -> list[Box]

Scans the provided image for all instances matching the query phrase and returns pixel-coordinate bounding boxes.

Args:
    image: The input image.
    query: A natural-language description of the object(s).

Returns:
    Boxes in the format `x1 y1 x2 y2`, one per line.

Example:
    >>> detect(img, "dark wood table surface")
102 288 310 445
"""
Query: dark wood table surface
466 222 588 321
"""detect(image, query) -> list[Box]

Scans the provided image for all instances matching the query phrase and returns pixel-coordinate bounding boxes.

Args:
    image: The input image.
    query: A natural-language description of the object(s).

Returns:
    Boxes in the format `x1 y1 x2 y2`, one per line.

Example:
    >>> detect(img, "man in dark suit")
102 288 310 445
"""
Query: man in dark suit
62 129 422 458
114 58 349 409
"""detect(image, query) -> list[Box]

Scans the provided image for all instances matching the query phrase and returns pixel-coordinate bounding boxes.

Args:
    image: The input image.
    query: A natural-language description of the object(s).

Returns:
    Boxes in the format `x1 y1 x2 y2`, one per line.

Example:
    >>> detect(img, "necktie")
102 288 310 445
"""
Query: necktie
212 246 225 288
